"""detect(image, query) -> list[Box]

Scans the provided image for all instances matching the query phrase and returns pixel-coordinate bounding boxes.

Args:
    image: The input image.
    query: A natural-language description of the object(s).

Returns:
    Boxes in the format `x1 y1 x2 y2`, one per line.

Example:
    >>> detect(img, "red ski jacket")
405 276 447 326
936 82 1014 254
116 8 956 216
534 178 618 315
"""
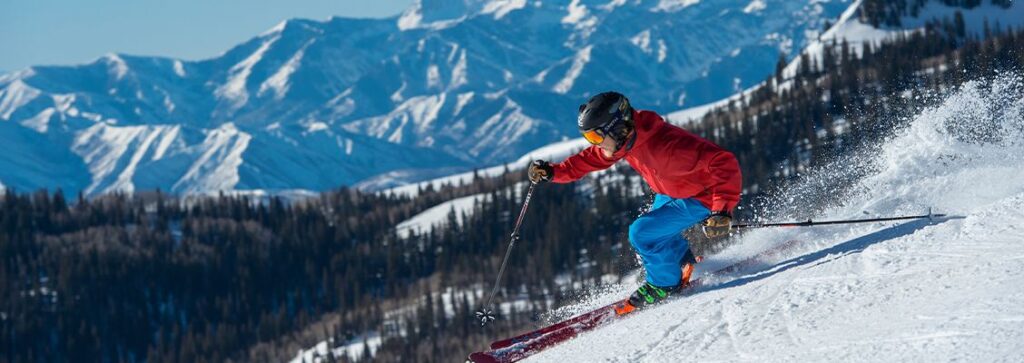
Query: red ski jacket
551 110 742 213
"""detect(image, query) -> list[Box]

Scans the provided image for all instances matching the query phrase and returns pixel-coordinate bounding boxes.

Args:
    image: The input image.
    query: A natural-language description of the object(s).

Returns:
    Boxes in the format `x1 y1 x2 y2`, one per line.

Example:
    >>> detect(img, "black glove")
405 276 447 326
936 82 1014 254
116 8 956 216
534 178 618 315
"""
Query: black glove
702 211 733 238
528 160 553 183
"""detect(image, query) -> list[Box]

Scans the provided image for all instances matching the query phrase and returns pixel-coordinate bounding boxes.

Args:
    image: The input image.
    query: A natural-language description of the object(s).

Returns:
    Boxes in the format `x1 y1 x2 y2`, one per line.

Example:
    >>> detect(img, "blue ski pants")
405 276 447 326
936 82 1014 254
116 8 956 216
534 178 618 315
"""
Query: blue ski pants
629 194 710 287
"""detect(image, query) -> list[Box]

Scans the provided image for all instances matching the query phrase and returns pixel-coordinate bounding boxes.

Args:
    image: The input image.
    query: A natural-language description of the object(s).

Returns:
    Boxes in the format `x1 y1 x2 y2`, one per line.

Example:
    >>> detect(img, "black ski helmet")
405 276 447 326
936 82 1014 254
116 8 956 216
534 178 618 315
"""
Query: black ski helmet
577 91 634 144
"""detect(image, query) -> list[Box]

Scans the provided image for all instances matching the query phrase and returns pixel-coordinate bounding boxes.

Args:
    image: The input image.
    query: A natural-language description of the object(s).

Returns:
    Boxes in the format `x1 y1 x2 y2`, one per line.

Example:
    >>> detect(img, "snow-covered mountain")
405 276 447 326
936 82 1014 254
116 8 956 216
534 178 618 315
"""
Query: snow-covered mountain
0 0 852 196
384 0 1023 197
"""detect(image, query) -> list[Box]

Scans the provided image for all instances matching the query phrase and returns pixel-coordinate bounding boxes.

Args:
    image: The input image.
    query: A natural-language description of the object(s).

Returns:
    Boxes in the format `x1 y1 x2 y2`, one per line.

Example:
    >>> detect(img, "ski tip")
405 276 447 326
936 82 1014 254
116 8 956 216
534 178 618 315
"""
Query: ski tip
467 352 501 363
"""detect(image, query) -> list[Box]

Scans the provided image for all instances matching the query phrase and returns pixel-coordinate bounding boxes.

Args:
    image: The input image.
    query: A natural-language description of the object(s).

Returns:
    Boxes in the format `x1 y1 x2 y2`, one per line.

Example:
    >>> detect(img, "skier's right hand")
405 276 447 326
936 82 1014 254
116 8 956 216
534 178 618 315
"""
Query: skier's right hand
528 160 553 183
702 212 733 238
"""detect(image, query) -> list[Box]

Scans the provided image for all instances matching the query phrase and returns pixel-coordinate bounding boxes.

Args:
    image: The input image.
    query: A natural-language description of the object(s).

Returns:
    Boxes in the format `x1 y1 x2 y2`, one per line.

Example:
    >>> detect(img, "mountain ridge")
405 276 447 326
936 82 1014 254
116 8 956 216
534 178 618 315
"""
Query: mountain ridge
0 0 851 196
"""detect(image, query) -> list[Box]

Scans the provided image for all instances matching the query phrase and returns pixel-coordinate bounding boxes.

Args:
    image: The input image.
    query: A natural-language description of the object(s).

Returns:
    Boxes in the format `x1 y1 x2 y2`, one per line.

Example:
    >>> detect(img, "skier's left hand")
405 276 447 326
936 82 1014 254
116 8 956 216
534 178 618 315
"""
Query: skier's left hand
703 212 732 238
528 160 553 183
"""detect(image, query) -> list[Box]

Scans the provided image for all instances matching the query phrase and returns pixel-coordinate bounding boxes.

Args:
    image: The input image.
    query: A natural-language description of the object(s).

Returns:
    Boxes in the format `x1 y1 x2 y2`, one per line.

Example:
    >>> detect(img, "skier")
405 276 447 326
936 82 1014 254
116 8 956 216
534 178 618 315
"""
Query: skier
528 91 742 311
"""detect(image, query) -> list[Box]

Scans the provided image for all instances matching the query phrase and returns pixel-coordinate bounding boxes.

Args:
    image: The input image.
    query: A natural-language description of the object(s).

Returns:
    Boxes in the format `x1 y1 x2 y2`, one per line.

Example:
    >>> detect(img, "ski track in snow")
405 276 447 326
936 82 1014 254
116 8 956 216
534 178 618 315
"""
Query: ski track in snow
529 75 1024 362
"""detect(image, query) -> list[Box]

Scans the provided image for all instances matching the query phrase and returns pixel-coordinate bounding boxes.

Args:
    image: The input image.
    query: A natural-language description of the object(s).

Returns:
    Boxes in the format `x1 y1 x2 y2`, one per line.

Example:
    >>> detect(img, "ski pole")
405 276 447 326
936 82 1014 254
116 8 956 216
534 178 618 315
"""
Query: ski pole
734 210 946 229
476 182 537 327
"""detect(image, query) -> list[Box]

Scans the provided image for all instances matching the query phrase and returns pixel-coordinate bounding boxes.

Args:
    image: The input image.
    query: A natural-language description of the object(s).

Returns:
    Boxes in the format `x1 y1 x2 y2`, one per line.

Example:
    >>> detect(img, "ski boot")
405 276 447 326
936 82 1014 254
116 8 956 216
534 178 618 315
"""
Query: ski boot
614 249 703 316
614 281 680 315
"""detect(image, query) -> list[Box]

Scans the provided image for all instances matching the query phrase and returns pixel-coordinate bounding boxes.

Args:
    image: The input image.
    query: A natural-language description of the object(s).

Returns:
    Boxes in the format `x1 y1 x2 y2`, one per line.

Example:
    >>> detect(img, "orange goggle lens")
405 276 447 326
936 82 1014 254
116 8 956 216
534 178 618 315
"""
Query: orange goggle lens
582 129 604 145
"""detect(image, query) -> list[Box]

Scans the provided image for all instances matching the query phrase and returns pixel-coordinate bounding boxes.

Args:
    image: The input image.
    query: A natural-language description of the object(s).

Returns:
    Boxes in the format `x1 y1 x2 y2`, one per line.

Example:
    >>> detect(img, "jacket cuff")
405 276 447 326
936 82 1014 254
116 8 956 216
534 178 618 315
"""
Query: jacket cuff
710 200 736 215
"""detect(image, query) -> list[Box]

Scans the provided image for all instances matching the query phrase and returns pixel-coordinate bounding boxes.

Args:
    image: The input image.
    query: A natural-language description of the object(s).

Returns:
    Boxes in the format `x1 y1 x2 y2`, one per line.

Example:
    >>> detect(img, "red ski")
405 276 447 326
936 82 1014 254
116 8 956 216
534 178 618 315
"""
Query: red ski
468 240 801 363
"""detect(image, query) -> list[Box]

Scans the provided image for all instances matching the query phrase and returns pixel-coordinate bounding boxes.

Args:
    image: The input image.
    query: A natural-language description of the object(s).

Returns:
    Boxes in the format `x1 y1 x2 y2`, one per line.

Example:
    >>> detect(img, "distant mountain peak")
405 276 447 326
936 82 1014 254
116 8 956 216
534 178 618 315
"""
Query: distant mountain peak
263 18 327 37
398 0 534 30
100 53 131 80
398 0 476 30
650 0 701 13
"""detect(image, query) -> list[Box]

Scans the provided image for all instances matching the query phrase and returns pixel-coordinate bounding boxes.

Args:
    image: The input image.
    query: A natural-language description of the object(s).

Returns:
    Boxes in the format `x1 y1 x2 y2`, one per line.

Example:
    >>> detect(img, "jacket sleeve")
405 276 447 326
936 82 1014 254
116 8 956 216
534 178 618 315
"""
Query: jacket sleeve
551 146 619 183
706 150 743 213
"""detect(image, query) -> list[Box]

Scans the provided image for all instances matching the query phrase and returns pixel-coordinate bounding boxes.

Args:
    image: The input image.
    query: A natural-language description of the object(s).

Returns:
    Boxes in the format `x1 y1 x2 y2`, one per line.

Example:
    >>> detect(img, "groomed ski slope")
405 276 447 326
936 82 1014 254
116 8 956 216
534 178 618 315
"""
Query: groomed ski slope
530 74 1024 362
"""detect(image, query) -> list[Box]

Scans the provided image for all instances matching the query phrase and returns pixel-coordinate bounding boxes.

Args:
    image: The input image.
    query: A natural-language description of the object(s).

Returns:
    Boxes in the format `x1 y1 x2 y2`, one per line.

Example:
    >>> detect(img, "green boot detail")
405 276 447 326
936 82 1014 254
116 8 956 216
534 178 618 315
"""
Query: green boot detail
628 281 678 307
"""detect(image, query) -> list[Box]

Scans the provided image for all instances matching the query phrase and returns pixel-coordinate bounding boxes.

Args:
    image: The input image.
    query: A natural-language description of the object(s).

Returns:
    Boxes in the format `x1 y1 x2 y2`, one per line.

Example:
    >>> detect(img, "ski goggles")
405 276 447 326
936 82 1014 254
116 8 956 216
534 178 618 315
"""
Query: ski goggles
582 128 607 145
581 119 622 145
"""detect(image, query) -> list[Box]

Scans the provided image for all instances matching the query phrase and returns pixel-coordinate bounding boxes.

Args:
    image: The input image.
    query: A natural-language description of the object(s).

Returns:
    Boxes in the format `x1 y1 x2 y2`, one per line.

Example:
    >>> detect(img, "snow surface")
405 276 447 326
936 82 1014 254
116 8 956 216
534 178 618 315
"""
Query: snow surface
289 333 382 363
481 0 527 20
69 122 251 195
0 80 41 120
259 39 314 100
530 74 1024 362
561 0 589 24
652 0 701 13
743 0 767 14
215 34 280 114
630 30 653 54
553 46 593 94
395 192 489 239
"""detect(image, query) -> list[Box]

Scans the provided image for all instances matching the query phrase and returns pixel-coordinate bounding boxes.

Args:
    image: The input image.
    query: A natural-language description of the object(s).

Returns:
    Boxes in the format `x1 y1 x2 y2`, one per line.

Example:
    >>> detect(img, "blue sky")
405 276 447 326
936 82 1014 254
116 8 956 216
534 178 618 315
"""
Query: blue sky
0 0 415 72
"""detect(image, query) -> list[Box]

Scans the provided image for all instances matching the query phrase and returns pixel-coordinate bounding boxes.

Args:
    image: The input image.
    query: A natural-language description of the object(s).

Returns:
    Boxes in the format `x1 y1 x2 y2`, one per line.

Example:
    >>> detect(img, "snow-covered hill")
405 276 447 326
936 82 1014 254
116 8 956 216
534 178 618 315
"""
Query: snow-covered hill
530 73 1024 362
0 0 852 196
395 192 491 238
784 0 1024 78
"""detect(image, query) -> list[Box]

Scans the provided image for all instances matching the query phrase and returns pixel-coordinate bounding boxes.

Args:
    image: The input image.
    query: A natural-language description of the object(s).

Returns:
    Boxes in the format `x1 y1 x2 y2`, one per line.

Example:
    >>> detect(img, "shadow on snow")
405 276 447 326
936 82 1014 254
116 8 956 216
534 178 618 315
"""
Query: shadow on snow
696 215 965 294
